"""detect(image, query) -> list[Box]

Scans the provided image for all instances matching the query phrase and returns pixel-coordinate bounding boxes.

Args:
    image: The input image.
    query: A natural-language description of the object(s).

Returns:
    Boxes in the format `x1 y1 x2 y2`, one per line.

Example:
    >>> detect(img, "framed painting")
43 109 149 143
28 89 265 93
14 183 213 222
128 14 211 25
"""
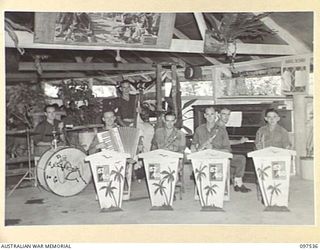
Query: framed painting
34 12 175 49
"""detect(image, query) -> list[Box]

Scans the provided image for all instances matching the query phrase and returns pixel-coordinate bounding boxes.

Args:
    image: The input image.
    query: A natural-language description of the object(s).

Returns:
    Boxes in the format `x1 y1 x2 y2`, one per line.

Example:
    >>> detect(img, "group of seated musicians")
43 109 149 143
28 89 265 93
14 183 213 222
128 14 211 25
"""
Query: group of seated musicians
33 81 137 155
190 107 251 193
33 95 291 196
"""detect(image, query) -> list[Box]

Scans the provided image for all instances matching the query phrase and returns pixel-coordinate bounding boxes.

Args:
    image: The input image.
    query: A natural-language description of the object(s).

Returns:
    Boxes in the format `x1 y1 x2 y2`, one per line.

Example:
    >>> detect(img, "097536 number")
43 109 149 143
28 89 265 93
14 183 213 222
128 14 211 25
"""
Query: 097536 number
300 244 318 248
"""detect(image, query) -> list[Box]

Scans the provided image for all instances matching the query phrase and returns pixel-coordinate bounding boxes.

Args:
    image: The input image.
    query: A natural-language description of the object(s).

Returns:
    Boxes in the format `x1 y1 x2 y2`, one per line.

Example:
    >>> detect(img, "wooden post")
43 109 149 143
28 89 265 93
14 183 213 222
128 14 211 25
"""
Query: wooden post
171 64 178 116
171 64 182 128
156 64 162 117
293 93 307 176
212 68 217 103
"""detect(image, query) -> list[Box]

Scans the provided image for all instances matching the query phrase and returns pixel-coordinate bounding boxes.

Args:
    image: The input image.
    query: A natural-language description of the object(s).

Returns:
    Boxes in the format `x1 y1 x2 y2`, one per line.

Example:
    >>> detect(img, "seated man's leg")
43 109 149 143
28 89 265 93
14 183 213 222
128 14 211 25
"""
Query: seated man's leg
230 154 251 193
230 166 235 185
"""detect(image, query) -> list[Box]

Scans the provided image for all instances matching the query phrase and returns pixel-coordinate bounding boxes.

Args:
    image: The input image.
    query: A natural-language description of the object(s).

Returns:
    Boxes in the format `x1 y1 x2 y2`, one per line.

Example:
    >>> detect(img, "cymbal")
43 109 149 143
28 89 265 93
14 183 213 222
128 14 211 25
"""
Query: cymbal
6 129 40 136
65 124 103 131
44 131 62 136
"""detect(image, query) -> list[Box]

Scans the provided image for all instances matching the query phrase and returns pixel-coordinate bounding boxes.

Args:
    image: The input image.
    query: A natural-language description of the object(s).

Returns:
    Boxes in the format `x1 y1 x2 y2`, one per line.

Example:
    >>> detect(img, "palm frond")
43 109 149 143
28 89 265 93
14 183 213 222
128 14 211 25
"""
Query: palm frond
160 170 170 175
5 18 33 33
5 18 33 55
267 185 274 190
182 125 193 135
206 12 274 43
182 99 197 110
182 109 193 116
203 13 221 40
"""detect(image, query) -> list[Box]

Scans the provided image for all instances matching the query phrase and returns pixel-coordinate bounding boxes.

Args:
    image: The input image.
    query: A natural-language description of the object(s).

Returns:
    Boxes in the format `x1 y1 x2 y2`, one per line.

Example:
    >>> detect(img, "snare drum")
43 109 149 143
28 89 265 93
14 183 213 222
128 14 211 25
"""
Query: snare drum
37 146 92 196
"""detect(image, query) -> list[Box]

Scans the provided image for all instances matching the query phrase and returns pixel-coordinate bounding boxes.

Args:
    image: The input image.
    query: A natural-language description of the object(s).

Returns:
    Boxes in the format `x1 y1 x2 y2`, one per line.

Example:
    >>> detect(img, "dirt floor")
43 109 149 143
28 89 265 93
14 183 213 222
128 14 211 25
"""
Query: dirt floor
5 165 315 226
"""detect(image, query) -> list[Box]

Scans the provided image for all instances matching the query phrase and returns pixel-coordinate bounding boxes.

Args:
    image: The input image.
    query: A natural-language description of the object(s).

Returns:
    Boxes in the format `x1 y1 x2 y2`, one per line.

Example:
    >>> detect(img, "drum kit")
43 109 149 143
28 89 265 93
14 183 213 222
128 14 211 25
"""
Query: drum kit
37 146 91 196
6 125 100 197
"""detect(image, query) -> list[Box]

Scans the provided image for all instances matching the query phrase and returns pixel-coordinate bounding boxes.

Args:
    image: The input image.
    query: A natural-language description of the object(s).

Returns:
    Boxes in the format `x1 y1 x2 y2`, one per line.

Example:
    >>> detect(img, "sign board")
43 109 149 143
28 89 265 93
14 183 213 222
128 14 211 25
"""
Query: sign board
138 149 182 210
34 12 175 49
248 146 296 211
188 149 232 211
85 150 130 212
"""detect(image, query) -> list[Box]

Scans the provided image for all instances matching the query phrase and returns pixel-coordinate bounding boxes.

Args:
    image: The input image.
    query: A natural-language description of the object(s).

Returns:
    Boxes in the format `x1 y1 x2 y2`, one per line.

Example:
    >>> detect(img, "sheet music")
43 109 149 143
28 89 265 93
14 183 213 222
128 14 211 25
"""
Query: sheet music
225 111 242 127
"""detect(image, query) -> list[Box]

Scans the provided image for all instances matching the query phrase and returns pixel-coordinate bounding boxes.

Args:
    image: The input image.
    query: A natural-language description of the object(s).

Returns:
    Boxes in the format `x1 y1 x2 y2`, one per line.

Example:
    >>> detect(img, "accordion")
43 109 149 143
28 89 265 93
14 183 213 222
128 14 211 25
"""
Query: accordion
96 127 141 158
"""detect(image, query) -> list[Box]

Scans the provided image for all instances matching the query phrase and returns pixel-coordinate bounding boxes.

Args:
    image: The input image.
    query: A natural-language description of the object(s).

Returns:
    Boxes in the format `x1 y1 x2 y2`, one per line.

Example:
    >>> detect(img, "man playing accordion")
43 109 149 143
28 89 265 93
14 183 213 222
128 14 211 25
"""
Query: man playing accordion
88 110 118 154
88 109 141 200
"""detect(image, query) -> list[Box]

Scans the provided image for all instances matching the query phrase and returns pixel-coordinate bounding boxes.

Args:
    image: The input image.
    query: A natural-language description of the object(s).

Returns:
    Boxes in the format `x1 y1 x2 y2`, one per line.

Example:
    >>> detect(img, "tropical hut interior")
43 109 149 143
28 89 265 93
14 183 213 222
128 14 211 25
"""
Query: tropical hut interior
4 11 314 226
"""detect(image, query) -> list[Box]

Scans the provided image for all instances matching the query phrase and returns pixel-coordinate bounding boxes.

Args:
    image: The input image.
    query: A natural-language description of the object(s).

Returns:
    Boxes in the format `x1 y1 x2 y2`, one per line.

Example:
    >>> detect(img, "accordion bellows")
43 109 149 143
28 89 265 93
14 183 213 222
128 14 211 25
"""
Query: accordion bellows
96 127 140 158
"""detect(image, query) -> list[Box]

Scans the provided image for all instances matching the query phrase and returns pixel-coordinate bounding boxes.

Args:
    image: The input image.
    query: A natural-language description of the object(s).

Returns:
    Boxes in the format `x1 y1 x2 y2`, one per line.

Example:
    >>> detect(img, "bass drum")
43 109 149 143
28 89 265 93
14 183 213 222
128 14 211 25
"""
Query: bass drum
37 146 92 197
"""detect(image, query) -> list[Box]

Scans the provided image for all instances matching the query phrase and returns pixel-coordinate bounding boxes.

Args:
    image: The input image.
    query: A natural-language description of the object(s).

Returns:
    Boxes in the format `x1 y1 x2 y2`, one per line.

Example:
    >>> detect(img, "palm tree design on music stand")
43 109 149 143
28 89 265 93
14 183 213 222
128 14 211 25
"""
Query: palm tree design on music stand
152 179 171 210
161 167 176 204
257 164 271 206
202 184 220 211
265 182 288 212
100 181 121 212
110 165 125 207
195 163 207 207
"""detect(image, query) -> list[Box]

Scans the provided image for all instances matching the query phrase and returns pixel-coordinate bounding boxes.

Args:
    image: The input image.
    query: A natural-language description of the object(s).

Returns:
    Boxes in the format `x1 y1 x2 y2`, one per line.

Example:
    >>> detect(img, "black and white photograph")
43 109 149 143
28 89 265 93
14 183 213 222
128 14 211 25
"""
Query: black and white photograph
148 163 160 180
4 10 315 230
272 161 286 180
209 163 223 181
97 165 110 182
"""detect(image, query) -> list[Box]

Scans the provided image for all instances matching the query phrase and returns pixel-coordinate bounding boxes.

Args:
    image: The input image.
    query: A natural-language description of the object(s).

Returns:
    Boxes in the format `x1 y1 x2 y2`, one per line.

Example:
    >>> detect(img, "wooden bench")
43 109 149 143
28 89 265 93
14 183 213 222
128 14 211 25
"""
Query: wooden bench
6 156 35 177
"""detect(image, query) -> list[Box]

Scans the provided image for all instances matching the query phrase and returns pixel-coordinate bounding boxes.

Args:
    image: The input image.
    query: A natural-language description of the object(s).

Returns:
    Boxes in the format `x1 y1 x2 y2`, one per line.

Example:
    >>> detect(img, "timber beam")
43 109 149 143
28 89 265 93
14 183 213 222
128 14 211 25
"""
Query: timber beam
7 31 296 55
6 72 87 82
19 62 155 71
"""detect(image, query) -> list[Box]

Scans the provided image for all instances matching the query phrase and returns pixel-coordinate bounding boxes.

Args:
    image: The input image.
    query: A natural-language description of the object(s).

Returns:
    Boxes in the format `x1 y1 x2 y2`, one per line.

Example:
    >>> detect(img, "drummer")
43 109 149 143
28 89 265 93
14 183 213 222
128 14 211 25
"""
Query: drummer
88 109 118 154
33 104 65 156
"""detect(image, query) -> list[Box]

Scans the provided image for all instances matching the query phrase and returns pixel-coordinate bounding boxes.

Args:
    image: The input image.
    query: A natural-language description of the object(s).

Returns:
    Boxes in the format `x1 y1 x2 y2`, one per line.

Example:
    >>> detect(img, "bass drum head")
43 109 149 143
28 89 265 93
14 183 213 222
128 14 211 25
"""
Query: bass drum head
38 147 92 196
37 147 57 192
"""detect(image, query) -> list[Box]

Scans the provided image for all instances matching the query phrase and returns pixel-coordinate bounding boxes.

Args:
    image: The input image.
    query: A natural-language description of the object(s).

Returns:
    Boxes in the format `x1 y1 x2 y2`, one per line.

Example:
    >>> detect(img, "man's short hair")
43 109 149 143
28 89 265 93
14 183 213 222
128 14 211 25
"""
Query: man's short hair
103 109 115 116
265 108 279 117
220 108 231 114
140 107 150 121
164 111 176 119
44 104 56 113
120 81 131 88
204 106 215 113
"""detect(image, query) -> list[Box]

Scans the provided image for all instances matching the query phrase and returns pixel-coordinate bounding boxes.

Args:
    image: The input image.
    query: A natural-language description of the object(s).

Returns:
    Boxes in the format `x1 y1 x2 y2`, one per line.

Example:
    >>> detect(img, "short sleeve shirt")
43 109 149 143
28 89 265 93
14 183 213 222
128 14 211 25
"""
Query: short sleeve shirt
192 123 231 152
117 95 136 120
151 127 186 153
255 124 290 149
33 119 61 144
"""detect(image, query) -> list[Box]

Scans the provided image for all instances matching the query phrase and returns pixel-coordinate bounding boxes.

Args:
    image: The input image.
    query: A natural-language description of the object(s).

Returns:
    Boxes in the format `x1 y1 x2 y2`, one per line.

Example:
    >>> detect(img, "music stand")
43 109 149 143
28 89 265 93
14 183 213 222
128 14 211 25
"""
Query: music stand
7 128 37 197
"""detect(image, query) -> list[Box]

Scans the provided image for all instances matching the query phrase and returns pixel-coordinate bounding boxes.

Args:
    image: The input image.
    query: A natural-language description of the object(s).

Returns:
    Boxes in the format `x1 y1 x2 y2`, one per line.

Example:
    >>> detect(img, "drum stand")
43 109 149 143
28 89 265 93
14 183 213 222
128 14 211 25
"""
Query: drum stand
7 128 37 197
